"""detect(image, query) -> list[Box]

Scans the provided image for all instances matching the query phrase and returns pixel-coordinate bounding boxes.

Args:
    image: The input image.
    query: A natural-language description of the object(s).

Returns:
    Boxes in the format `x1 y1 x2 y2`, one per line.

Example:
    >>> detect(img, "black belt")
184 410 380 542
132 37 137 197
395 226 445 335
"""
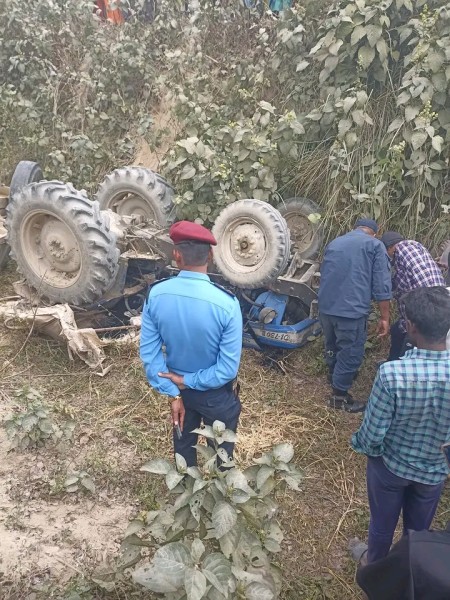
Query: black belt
181 378 240 398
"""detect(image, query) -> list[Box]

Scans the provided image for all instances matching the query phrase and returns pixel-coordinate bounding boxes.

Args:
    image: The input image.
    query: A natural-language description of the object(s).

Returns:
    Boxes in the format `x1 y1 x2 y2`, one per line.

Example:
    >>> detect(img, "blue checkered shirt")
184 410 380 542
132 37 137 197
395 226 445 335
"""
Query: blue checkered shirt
352 348 450 485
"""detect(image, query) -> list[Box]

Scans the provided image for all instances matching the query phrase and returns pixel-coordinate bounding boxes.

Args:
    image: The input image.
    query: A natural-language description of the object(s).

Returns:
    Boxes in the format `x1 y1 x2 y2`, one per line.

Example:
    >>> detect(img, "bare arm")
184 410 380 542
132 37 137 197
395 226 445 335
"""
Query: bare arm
372 244 392 337
377 299 390 337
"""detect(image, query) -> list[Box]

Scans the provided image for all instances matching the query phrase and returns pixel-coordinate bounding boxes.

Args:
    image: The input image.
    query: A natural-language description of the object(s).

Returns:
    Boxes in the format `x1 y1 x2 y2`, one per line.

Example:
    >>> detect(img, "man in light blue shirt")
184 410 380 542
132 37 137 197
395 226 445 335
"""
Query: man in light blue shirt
140 220 243 466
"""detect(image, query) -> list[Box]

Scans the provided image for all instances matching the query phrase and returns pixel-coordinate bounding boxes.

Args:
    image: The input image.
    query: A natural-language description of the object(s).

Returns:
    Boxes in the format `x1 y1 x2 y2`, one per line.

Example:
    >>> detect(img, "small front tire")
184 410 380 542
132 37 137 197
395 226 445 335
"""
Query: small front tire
212 199 291 288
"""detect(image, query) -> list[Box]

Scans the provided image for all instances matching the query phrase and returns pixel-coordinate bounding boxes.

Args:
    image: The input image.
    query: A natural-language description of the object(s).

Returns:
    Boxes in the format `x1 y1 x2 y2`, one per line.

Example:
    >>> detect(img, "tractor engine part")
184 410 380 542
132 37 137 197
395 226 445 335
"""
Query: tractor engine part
242 289 321 350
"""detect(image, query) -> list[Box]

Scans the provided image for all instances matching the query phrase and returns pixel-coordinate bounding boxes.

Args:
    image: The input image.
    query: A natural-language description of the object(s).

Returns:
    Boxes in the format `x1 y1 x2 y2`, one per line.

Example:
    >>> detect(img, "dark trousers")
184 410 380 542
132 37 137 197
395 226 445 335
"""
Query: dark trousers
388 319 413 361
320 313 367 392
174 385 241 467
366 457 445 563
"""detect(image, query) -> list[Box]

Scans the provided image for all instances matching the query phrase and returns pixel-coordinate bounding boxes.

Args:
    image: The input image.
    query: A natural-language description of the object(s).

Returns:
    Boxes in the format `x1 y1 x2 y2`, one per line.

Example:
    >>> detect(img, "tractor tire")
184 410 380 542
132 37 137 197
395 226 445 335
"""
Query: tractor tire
212 199 291 289
9 161 44 200
278 197 323 259
96 167 175 226
7 181 120 305
0 161 44 271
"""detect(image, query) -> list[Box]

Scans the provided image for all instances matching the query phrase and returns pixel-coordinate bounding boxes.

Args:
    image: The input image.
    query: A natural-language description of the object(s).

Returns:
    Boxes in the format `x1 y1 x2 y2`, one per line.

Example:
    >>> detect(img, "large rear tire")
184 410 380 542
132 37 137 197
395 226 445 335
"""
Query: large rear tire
96 167 175 226
278 197 323 258
212 199 290 289
0 161 44 271
7 181 120 305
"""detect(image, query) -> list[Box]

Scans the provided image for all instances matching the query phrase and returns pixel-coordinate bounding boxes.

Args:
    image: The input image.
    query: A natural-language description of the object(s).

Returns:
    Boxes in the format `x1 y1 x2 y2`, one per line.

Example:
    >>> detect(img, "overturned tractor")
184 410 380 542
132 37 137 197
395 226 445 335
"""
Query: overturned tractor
0 162 324 351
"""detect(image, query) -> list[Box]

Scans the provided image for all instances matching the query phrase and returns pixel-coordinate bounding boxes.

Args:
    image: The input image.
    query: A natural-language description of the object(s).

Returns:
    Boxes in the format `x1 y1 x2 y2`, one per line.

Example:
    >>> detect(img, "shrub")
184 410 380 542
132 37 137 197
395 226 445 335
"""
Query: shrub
2 387 76 450
1 0 448 245
93 421 302 598
64 470 96 494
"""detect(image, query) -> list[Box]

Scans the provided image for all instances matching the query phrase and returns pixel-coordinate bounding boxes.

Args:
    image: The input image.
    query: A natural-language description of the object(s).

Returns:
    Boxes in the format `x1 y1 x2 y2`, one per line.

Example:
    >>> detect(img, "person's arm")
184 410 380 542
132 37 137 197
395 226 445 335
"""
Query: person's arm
372 244 392 336
173 299 242 392
139 298 180 397
351 369 395 456
377 299 390 336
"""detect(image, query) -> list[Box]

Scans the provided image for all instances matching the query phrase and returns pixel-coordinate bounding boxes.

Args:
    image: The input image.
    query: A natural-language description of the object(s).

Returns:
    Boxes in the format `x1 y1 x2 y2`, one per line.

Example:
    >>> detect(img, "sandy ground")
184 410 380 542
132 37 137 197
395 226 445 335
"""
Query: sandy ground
0 398 131 587
0 265 448 599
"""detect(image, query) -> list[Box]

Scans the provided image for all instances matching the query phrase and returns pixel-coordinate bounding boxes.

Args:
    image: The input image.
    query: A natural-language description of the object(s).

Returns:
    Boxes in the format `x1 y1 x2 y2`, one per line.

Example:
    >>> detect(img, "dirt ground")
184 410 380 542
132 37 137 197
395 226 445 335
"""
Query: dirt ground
0 263 449 600
134 97 179 173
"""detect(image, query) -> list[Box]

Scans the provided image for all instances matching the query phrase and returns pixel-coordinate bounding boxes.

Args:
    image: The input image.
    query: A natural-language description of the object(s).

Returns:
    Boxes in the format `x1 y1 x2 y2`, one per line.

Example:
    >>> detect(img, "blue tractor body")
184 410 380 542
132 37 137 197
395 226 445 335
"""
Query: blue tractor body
238 289 321 351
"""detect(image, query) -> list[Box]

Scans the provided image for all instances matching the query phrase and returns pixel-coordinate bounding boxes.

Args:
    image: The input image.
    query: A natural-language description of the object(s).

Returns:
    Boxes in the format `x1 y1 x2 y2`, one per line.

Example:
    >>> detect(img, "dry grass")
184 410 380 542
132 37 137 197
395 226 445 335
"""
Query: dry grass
0 265 449 600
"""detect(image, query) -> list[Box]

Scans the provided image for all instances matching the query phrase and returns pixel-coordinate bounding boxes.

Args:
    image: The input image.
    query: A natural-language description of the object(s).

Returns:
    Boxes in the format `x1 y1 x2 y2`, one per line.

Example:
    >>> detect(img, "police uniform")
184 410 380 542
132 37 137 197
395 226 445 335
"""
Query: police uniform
140 221 243 466
318 218 392 410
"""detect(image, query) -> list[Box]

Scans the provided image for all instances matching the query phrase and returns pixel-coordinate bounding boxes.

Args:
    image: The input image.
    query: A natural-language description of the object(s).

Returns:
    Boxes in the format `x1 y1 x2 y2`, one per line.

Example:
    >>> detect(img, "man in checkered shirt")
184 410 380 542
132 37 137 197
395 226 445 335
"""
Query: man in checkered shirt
381 232 445 361
352 286 450 564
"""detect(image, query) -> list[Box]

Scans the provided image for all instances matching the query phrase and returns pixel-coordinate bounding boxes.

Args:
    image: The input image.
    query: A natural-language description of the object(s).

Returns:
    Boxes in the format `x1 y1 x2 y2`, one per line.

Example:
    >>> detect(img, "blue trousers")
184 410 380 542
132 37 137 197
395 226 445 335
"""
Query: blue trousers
174 385 241 467
320 313 367 392
366 457 445 563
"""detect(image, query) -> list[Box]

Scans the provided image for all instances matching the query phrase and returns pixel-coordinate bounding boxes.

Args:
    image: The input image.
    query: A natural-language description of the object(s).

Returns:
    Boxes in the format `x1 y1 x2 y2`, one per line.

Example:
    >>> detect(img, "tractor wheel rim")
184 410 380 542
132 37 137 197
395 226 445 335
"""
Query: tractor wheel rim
21 210 82 289
284 212 314 252
110 192 157 219
223 218 267 270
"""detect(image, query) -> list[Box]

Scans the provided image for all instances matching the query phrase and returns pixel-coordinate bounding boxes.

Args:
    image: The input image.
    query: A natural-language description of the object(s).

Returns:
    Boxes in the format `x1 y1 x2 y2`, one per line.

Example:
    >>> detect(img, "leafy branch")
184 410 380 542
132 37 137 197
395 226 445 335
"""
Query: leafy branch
93 421 302 599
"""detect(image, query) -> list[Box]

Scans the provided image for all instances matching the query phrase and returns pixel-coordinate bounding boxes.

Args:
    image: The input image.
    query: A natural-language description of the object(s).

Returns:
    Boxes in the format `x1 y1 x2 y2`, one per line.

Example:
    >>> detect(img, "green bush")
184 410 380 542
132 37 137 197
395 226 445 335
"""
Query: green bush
0 0 181 189
0 0 448 245
161 1 449 242
2 387 75 450
93 422 302 598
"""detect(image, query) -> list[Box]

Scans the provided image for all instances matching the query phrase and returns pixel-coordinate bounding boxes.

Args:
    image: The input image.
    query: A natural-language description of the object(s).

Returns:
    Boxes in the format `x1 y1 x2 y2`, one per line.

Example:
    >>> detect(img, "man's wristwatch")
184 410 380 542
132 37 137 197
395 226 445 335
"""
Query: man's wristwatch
170 395 182 403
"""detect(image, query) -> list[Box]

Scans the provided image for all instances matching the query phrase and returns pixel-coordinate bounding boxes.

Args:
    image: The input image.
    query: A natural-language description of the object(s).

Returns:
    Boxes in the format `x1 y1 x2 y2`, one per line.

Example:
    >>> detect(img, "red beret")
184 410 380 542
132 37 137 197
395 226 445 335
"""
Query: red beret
169 220 217 246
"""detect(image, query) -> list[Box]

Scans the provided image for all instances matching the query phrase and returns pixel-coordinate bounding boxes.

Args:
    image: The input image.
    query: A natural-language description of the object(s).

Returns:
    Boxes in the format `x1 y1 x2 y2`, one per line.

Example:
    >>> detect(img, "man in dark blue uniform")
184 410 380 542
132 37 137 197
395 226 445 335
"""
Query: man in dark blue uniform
140 221 243 466
318 218 392 412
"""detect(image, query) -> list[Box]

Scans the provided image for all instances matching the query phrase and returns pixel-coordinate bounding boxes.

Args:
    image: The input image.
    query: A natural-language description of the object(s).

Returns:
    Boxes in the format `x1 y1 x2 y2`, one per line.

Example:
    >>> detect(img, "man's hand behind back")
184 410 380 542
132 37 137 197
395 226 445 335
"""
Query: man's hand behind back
159 371 186 389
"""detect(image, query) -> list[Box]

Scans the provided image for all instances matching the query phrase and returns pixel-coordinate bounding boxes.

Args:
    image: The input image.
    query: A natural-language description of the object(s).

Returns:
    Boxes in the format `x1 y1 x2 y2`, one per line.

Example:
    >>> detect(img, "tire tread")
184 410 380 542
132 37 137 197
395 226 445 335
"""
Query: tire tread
6 181 119 305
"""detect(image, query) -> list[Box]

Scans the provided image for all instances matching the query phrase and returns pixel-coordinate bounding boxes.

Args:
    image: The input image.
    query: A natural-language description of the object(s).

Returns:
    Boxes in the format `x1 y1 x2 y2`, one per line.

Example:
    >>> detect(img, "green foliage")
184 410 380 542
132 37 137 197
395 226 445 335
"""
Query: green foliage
64 471 96 494
0 0 181 188
93 422 302 599
2 387 76 450
304 0 450 230
160 5 312 224
160 0 449 241
165 105 307 223
1 0 448 244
